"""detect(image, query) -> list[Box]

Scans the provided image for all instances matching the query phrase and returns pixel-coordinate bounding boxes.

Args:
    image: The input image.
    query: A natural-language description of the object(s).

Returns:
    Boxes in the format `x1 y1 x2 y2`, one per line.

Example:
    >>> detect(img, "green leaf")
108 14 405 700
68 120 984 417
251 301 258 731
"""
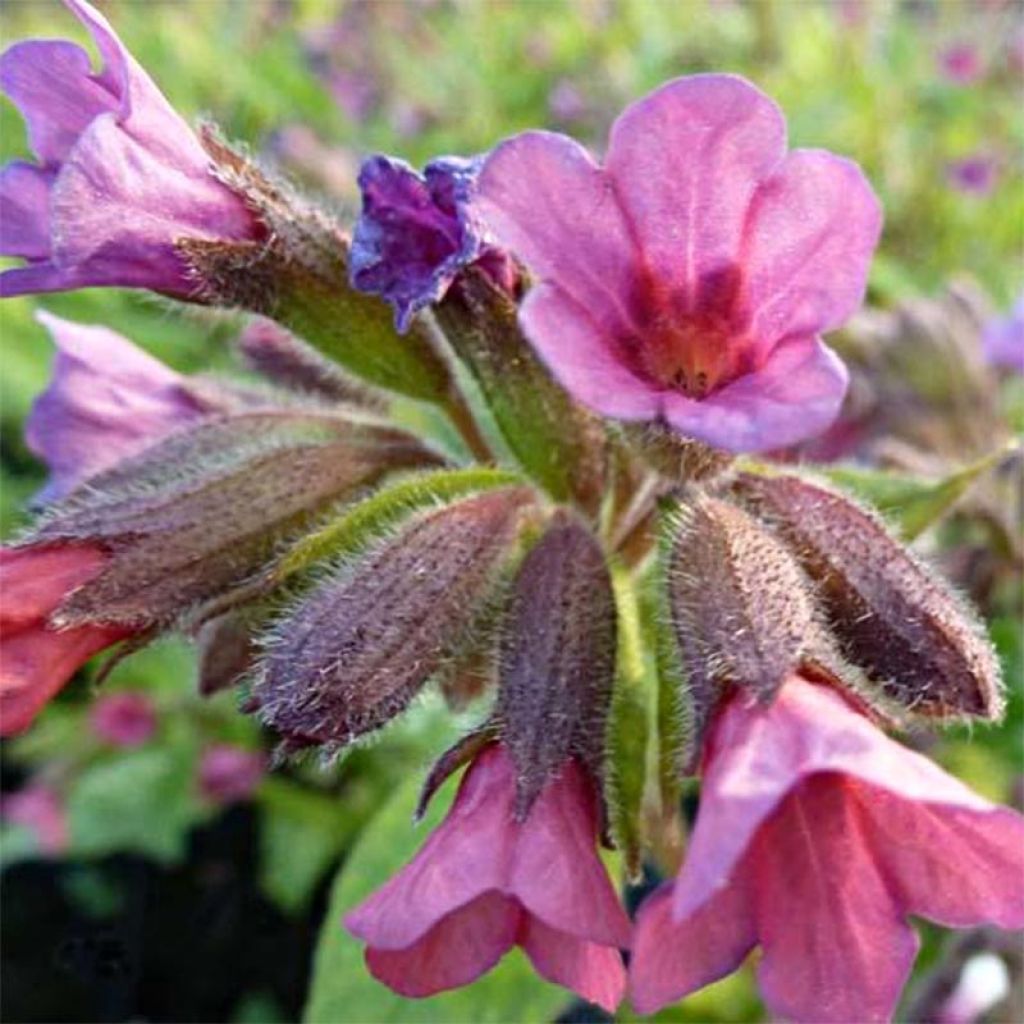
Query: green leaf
257 778 354 914
816 441 1018 540
303 771 570 1024
67 746 201 865
275 466 526 580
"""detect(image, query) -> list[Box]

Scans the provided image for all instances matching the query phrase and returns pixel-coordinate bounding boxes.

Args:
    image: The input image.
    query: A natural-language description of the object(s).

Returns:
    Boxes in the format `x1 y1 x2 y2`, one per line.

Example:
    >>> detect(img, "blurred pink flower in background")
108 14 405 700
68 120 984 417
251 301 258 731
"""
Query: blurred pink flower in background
983 294 1024 373
89 692 157 748
346 744 630 1010
0 784 68 855
198 745 266 804
938 42 984 84
476 74 882 452
946 155 998 195
630 676 1024 1022
0 0 261 298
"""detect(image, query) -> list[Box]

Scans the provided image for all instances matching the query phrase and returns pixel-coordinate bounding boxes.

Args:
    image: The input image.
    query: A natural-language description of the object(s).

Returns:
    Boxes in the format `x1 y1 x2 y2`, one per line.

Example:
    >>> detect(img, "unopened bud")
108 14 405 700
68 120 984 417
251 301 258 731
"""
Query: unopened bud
734 473 1003 720
254 489 532 752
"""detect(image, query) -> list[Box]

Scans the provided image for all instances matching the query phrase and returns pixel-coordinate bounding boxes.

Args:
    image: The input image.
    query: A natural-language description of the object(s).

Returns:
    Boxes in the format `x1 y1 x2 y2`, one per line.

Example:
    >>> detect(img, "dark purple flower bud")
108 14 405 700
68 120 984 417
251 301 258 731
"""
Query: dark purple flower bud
198 744 265 804
734 473 1003 720
946 155 998 195
349 153 514 331
0 0 262 299
89 691 157 748
254 489 532 753
496 512 617 818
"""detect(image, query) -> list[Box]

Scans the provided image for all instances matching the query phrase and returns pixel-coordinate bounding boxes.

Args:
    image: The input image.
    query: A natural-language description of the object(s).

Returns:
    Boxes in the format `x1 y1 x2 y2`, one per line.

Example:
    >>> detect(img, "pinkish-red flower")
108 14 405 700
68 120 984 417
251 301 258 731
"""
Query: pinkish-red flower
0 0 261 298
345 744 630 1010
27 312 208 502
198 744 266 804
89 691 157 748
0 544 131 736
1 783 68 855
629 675 1024 1022
475 74 882 452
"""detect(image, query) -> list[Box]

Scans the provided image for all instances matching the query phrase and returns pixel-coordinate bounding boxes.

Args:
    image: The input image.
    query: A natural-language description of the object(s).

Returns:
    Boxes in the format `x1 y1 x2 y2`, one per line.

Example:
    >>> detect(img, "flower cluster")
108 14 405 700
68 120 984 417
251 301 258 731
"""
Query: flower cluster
1 4 1020 1021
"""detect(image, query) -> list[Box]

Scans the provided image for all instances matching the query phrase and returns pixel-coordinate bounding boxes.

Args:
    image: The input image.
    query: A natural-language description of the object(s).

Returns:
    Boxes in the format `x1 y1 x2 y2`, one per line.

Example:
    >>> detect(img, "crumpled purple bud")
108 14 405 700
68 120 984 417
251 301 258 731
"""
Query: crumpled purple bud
0 0 261 299
27 312 208 503
983 294 1024 374
349 153 515 331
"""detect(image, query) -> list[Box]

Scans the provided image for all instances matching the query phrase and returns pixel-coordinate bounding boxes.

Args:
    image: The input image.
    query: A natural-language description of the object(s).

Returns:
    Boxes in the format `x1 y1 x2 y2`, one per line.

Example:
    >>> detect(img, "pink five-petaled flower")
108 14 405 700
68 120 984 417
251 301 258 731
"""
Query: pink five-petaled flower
0 545 132 736
89 691 157 748
345 744 631 1011
629 675 1024 1023
0 0 261 298
475 74 883 453
27 312 208 503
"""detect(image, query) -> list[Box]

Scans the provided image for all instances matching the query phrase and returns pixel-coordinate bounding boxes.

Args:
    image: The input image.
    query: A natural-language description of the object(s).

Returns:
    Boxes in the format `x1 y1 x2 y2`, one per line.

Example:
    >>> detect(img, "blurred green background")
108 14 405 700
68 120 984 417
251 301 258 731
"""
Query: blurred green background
1 1 1022 1022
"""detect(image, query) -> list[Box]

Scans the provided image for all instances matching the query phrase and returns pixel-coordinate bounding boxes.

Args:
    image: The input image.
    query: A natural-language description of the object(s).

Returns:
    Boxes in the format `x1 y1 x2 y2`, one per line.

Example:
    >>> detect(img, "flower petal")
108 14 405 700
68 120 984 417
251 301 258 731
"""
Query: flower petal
0 39 117 165
520 915 626 1012
364 892 520 998
0 544 108 626
863 789 1024 930
660 335 848 452
605 74 786 310
754 776 918 1024
517 282 659 420
0 161 55 260
629 882 756 1016
740 149 882 351
344 745 516 949
476 130 639 337
511 759 632 949
27 311 202 501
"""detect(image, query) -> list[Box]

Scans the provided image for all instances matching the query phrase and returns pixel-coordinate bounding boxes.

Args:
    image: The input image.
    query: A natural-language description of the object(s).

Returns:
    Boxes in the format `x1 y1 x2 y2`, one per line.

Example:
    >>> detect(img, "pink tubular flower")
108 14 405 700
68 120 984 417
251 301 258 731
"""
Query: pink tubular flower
629 676 1024 1023
27 312 208 502
345 744 630 1011
89 691 157 748
198 745 266 804
1 783 68 855
475 74 882 452
0 0 261 298
0 545 131 736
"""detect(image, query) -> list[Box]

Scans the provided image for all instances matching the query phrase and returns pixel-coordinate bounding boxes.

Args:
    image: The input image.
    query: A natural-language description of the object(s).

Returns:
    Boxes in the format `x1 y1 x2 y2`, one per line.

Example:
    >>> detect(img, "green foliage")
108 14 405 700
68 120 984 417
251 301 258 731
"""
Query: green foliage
303 771 569 1024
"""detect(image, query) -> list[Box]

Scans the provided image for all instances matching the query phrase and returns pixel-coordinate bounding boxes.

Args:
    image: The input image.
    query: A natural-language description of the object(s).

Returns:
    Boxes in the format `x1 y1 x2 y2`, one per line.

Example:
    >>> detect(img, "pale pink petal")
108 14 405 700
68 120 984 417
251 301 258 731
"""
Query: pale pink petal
27 312 203 501
344 745 516 949
660 335 848 452
517 283 659 420
740 149 882 351
511 759 632 948
0 161 54 259
629 881 756 1015
475 130 639 337
754 776 918 1024
364 892 520 997
520 915 626 1012
0 39 117 164
672 676 995 921
605 74 786 309
861 788 1024 930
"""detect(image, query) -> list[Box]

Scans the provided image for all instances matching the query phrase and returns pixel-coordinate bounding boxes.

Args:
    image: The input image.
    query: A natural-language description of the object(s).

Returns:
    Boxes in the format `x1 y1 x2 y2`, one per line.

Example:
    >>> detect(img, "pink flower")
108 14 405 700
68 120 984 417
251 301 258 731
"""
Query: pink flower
89 691 157 748
629 676 1024 1022
1 544 132 736
1 783 68 855
345 744 630 1010
27 312 208 502
475 74 882 452
198 744 266 804
938 43 984 85
0 0 261 298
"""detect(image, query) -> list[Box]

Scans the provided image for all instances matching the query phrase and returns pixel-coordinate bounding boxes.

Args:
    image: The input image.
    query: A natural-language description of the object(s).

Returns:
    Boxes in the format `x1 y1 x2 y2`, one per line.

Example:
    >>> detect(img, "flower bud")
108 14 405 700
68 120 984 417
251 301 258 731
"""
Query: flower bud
254 489 532 753
734 473 1003 720
662 493 818 755
495 512 617 818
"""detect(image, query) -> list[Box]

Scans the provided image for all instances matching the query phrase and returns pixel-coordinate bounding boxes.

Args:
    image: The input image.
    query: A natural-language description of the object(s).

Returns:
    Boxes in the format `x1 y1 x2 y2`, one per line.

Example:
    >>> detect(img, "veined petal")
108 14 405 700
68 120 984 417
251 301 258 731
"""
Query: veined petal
660 336 848 452
605 74 786 310
0 161 55 259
